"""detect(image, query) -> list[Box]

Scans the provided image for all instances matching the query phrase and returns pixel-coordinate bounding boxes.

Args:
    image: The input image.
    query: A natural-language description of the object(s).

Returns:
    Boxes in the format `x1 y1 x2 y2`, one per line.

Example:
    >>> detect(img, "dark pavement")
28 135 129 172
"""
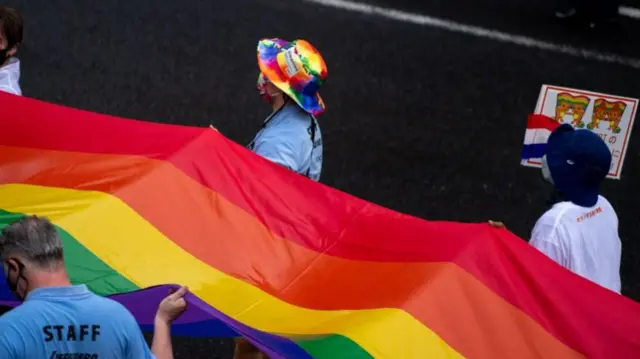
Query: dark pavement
359 0 640 59
2 0 639 357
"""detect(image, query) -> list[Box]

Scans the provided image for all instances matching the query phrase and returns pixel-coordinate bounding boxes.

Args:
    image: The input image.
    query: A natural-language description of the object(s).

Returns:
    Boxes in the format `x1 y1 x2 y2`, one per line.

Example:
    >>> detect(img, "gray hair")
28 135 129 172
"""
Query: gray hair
0 215 64 269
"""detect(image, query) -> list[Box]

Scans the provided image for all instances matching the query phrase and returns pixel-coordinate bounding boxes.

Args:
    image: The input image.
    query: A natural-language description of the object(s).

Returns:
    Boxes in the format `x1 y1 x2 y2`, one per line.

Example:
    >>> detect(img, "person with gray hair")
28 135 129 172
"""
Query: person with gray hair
0 215 188 359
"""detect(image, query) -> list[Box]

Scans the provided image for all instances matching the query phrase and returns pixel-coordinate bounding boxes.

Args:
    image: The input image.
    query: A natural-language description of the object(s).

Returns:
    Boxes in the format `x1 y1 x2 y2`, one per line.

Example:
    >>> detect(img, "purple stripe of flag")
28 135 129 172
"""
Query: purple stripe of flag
2 285 313 359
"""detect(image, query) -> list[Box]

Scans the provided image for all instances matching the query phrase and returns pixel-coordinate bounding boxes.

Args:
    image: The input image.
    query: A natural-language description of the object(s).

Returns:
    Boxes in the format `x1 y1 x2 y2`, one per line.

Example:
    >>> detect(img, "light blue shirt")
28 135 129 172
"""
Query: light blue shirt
248 102 323 182
0 57 22 96
0 285 155 359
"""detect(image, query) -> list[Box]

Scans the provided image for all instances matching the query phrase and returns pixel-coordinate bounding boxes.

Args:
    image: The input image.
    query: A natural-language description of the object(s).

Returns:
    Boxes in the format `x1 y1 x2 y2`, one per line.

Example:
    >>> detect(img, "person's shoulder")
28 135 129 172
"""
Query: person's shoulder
78 296 140 336
0 300 41 320
0 57 22 96
86 295 134 314
0 302 41 332
278 104 314 126
593 195 619 224
597 195 616 212
537 201 575 226
264 112 312 142
0 305 24 325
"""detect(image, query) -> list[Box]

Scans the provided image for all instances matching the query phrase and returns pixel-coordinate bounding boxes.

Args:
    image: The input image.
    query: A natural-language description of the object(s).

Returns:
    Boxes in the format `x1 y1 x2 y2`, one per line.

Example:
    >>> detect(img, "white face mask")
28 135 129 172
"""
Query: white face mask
541 155 554 184
257 73 282 103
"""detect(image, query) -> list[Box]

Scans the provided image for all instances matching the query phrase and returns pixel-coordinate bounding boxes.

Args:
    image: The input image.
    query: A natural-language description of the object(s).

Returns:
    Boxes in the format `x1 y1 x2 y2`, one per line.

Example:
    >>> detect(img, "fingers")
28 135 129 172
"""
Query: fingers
488 220 506 229
169 285 188 299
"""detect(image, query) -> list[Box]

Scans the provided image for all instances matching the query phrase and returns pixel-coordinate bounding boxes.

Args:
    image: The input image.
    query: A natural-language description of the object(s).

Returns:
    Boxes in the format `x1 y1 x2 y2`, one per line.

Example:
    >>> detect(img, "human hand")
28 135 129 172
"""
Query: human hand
209 124 219 132
156 286 188 324
488 220 506 229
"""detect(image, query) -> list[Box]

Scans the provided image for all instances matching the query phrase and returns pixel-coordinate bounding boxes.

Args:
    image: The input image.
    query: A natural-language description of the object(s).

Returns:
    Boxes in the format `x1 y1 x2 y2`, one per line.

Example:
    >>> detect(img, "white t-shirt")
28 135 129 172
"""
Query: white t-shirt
530 195 622 293
0 57 22 96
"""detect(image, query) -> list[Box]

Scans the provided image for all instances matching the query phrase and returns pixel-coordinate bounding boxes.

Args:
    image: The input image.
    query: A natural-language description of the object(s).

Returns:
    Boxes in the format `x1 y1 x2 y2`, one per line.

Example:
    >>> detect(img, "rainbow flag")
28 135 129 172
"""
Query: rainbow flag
0 91 639 358
521 113 561 161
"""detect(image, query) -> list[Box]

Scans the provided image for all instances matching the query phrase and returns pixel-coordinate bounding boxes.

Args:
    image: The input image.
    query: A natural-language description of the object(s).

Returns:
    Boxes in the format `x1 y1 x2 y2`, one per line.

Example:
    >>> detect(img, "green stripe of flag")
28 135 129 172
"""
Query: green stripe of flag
296 334 375 358
0 210 375 358
0 209 138 295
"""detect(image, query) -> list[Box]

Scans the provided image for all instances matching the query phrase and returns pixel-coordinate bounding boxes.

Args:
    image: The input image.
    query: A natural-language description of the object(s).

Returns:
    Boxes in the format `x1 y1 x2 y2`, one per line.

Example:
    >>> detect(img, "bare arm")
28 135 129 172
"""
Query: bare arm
151 286 188 359
151 316 174 359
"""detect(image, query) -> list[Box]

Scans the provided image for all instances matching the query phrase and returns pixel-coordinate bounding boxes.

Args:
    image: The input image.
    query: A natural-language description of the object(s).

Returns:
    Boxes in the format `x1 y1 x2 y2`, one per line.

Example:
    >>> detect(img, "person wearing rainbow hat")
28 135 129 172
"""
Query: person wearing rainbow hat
247 38 327 182
233 38 328 359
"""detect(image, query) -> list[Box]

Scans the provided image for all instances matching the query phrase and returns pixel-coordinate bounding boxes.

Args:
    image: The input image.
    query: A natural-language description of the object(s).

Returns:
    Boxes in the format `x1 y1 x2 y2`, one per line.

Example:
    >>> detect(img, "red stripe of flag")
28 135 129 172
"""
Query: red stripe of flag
527 114 561 132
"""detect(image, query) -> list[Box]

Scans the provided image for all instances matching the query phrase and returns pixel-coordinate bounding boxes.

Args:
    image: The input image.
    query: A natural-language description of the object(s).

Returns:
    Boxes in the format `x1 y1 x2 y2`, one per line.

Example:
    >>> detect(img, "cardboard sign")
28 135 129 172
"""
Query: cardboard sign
522 85 638 179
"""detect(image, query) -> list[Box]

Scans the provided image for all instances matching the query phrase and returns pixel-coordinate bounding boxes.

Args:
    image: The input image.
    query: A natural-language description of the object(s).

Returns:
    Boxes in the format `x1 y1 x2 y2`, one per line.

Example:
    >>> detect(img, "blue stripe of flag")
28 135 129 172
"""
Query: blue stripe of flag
521 143 547 160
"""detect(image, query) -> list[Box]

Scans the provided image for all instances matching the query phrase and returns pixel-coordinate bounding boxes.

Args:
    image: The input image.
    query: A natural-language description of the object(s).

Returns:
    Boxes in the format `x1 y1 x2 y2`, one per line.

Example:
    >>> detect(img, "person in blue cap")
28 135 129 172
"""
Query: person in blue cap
492 124 622 293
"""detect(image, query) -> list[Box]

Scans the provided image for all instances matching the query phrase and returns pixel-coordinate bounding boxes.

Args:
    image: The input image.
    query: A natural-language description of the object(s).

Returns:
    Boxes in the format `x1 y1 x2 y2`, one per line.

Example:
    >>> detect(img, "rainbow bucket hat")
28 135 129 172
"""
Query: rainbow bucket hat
257 38 328 116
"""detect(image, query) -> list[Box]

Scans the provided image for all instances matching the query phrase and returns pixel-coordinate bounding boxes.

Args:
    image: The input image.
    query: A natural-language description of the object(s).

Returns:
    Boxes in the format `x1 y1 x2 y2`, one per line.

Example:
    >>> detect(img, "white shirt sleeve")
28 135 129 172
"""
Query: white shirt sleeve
529 218 568 268
0 83 21 96
0 62 22 96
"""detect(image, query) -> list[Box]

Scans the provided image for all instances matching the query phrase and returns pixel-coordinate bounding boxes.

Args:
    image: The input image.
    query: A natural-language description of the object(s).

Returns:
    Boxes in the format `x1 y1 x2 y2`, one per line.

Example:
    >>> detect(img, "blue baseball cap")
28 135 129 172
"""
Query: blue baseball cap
545 124 612 207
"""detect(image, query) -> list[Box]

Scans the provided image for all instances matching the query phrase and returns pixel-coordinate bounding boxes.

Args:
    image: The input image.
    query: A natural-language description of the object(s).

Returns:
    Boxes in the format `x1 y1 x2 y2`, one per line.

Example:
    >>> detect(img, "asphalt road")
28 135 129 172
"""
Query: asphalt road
3 0 640 357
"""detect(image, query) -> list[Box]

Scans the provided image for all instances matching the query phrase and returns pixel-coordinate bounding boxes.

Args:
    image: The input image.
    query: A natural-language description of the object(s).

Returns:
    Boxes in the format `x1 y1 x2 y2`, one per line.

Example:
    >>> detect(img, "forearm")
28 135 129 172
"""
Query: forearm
151 315 174 359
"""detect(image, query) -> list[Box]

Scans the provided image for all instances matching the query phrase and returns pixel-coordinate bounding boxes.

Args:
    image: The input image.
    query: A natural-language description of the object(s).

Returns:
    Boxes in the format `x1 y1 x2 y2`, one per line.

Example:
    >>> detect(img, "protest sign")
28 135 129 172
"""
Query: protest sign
522 85 637 179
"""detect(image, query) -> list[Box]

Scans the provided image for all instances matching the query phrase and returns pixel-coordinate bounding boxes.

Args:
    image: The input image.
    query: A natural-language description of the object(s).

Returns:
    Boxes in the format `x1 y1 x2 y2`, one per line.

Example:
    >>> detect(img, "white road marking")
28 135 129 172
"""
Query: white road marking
620 6 640 19
303 0 640 69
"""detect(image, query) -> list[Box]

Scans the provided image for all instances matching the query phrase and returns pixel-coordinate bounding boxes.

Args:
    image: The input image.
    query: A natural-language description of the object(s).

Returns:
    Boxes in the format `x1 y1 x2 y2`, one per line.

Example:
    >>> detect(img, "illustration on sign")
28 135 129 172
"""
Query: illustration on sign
553 92 590 127
521 85 638 180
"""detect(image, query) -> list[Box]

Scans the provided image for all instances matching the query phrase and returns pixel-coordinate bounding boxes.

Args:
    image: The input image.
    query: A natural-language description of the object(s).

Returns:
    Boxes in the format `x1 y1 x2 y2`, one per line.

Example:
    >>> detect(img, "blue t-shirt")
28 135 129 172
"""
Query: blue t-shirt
248 102 323 182
0 285 155 359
